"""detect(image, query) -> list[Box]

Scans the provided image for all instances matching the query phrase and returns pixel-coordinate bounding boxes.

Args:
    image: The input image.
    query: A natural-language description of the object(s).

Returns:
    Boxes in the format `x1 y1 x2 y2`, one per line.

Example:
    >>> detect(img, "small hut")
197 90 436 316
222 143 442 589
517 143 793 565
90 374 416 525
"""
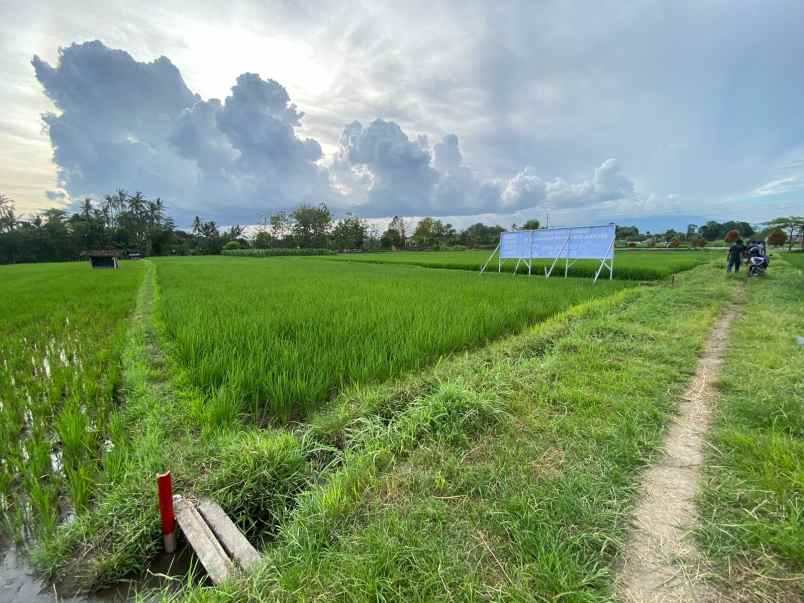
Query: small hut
82 249 121 269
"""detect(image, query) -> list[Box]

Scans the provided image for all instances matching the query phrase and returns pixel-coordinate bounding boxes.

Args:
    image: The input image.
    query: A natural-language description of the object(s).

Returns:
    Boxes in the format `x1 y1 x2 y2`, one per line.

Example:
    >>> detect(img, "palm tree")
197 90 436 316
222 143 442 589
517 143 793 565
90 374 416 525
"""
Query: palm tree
0 193 15 233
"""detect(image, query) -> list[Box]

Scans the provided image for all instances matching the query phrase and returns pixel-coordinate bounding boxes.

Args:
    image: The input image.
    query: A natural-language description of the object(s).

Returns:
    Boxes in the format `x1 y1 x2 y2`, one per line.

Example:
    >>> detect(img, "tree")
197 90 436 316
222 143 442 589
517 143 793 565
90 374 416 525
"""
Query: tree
766 216 804 251
254 230 273 249
381 216 407 249
269 211 290 245
0 193 16 233
767 228 787 247
411 217 455 248
291 203 332 248
616 225 641 241
698 221 723 241
522 219 540 230
332 214 368 250
460 223 505 247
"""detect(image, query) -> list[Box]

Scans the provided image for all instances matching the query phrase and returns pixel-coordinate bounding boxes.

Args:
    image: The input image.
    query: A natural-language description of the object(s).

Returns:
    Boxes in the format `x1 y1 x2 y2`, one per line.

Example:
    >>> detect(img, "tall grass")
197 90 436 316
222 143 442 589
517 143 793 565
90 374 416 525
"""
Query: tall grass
0 261 143 540
154 257 629 421
697 261 804 599
327 249 717 280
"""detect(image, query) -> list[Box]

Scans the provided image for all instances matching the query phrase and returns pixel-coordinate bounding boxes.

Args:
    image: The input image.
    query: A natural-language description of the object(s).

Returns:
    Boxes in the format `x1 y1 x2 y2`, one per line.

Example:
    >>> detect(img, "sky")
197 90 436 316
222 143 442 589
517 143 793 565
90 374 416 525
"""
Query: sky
1 0 803 231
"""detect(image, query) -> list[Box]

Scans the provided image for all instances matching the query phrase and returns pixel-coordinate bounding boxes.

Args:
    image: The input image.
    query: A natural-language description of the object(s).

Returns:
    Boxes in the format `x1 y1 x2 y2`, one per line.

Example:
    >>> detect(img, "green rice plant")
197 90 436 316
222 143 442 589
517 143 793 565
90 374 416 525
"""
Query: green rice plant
0 260 143 540
326 249 717 280
154 257 629 421
222 248 336 256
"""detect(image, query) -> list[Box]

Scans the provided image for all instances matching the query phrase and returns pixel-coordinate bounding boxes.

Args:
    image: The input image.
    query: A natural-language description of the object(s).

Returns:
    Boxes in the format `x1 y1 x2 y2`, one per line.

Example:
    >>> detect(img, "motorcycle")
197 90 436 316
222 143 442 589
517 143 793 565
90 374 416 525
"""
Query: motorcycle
745 241 769 277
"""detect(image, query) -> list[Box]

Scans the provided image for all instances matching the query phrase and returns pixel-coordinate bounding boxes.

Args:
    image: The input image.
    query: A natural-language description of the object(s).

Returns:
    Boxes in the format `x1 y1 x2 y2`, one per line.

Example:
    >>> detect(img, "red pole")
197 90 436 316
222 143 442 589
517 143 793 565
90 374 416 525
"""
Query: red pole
156 471 176 553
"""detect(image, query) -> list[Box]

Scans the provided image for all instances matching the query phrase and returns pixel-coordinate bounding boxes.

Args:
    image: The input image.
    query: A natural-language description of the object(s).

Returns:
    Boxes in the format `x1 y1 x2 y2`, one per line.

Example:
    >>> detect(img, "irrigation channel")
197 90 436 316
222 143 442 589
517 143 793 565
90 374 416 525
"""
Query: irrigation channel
0 539 202 603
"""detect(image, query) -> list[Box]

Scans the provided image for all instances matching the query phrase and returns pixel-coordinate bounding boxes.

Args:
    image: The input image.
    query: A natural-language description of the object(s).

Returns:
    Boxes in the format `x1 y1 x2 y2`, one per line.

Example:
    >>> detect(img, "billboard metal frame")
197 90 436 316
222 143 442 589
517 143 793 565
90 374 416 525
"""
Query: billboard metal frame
480 224 615 283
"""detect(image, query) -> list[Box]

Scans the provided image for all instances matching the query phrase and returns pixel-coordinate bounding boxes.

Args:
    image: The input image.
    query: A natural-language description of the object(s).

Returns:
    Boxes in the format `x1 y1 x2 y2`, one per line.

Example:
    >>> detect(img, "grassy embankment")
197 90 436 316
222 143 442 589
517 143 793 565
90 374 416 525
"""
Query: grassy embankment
327 249 718 280
0 261 144 540
34 257 625 591
160 261 737 601
696 256 803 600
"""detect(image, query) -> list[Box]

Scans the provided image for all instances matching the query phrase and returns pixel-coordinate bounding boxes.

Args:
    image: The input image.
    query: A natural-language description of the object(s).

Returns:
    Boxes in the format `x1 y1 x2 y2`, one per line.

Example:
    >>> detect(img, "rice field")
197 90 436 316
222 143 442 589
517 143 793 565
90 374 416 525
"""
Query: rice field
326 249 717 280
0 261 144 540
154 256 630 421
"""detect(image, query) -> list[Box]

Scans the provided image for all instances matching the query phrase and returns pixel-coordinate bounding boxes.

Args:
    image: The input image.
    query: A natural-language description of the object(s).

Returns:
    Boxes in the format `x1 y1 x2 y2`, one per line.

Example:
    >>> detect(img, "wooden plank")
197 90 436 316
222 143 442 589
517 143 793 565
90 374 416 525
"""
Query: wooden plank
198 499 261 571
174 497 234 584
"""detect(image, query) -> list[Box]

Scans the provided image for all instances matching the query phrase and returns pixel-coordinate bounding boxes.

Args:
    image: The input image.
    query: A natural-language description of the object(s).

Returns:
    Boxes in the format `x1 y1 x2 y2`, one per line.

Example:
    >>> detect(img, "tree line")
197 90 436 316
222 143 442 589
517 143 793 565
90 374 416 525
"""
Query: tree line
2 190 800 264
615 218 803 249
0 192 516 264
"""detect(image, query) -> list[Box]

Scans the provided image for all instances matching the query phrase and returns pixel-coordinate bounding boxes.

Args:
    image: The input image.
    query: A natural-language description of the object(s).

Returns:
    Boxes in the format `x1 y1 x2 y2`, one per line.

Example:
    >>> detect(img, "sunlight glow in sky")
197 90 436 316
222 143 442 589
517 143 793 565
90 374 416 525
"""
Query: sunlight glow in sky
1 0 802 230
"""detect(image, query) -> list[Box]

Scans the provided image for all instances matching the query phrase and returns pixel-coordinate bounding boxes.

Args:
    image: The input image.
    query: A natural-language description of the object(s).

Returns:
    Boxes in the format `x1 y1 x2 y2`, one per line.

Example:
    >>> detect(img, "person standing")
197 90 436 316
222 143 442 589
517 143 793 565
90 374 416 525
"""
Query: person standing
727 238 745 273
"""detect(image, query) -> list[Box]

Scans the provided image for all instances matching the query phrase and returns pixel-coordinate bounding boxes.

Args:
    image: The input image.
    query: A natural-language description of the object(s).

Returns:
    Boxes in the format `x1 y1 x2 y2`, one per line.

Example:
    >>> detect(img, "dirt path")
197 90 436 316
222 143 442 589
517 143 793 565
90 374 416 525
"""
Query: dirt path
616 300 740 602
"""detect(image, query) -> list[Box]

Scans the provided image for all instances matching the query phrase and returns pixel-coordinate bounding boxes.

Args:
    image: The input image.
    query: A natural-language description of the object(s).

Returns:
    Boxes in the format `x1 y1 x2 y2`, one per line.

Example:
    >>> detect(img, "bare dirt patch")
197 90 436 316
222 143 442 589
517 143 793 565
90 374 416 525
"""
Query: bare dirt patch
616 302 739 602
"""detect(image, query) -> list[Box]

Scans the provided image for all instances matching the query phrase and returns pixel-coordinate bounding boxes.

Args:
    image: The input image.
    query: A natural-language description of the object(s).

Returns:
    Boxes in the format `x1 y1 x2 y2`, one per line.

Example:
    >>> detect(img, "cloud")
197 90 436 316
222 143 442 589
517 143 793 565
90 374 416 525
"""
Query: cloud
333 122 637 217
33 41 329 224
45 190 66 201
751 176 803 197
33 40 638 223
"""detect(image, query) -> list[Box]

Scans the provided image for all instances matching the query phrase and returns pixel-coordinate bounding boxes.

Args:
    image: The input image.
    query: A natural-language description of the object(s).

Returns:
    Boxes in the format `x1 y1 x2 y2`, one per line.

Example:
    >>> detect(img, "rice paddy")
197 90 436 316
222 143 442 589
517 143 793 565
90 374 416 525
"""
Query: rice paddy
326 248 717 280
0 261 144 540
154 256 629 421
14 250 790 601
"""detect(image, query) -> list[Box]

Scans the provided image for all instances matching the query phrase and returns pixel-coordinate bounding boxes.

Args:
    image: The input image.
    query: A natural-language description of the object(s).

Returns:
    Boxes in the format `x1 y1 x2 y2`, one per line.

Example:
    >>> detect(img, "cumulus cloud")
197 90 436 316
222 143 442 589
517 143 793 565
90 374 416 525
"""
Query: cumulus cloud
33 40 637 223
33 41 329 223
332 121 637 217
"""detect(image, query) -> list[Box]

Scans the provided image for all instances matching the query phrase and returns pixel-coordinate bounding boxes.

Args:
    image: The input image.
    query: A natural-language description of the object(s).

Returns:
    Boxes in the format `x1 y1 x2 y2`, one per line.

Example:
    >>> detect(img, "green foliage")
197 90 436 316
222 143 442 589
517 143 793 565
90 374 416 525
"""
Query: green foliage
203 430 311 537
155 257 627 420
0 261 144 539
331 214 368 250
411 217 456 248
329 249 717 280
221 247 336 256
767 228 787 246
698 262 804 599
222 240 243 251
521 218 541 230
291 203 332 248
185 263 736 601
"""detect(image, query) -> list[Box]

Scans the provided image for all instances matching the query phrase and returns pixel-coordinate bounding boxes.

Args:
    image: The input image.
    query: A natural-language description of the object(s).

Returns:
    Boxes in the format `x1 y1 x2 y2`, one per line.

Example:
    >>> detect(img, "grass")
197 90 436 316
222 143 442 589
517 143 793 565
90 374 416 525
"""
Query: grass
154 256 629 421
0 260 144 541
221 248 335 256
33 262 315 590
159 262 737 601
325 248 717 280
32 256 624 592
21 252 800 599
782 250 804 269
697 260 804 600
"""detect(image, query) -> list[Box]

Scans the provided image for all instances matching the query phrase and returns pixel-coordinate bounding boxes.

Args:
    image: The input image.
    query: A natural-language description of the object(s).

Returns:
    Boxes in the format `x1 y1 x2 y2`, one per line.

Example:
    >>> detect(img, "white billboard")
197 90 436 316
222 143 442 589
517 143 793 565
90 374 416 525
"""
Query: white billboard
499 224 615 260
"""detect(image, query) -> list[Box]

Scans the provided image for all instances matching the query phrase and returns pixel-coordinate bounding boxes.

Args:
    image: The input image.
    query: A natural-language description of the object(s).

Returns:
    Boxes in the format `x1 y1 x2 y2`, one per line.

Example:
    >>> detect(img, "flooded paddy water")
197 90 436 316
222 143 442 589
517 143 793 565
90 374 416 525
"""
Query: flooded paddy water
1 539 203 602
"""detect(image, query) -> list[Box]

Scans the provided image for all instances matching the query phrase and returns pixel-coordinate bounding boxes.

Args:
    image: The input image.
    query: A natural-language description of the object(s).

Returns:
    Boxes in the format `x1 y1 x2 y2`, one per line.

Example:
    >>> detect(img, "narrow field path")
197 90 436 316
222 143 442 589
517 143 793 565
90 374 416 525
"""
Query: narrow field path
616 294 741 602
